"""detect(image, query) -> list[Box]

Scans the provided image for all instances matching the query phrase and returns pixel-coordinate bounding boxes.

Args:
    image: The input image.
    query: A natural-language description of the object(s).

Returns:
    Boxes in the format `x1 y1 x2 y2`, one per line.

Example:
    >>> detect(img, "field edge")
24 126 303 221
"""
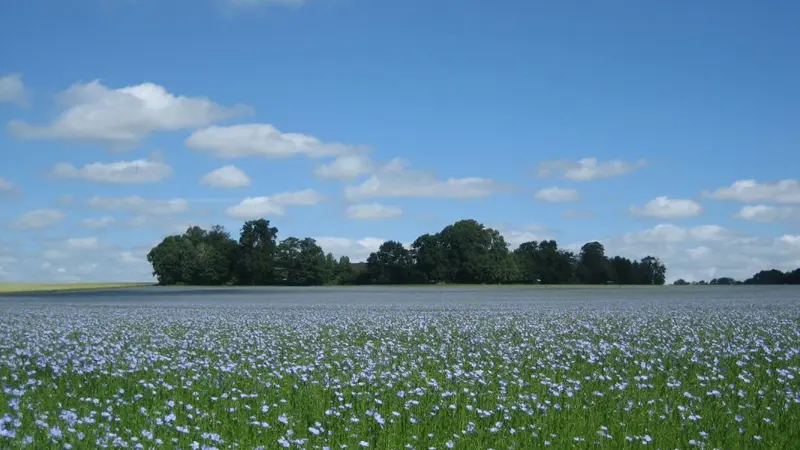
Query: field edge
0 282 155 294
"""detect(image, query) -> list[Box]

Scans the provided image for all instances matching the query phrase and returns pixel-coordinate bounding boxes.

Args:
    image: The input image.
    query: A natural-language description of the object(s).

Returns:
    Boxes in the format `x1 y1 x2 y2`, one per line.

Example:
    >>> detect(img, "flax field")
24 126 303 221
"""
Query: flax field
1 294 798 449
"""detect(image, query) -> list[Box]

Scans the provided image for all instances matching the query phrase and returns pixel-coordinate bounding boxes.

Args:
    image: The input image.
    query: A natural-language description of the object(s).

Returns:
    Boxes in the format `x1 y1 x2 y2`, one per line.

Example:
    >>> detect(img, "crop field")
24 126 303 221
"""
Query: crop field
0 297 798 449
0 283 153 294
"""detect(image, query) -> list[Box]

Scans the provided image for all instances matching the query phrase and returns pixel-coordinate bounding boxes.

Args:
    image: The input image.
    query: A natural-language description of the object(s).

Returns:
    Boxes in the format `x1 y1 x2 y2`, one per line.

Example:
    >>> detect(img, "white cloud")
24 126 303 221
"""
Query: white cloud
11 209 65 229
2 244 154 282
123 216 157 228
688 224 735 242
737 205 800 222
227 198 284 218
602 223 798 283
226 189 323 219
629 196 703 219
186 124 364 159
0 177 17 193
201 165 251 189
43 249 70 261
82 216 117 229
534 186 580 203
271 189 324 206
51 157 173 183
502 228 554 249
345 203 402 220
344 158 502 200
117 251 147 265
538 157 645 181
622 223 689 243
0 73 25 106
64 237 101 250
619 223 734 245
315 154 374 180
87 196 190 216
312 236 385 262
780 235 800 247
7 80 251 147
705 179 800 204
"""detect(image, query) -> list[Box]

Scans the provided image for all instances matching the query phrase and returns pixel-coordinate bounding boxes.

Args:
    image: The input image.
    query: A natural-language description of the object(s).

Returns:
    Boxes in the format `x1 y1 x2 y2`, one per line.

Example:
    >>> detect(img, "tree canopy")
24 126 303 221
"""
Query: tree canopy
147 218 668 286
674 268 800 286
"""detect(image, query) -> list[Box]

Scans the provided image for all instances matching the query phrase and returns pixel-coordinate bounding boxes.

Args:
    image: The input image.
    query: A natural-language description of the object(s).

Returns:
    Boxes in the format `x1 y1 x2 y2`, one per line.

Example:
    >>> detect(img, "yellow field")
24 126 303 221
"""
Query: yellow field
0 282 154 294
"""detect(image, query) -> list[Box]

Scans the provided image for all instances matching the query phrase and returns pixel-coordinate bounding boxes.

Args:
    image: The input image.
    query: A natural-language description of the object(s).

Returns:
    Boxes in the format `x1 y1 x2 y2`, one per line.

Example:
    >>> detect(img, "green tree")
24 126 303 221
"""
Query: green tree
637 256 667 285
410 233 448 283
236 219 279 285
437 219 508 283
146 217 674 287
744 269 787 285
147 235 196 285
275 237 328 285
181 225 238 285
513 241 543 283
609 256 634 284
366 240 414 284
785 268 800 284
334 255 359 284
578 241 611 284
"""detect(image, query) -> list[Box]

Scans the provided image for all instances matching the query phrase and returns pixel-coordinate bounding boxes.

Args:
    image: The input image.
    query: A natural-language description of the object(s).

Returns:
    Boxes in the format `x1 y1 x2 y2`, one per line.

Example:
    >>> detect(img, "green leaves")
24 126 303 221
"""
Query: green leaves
148 218 669 286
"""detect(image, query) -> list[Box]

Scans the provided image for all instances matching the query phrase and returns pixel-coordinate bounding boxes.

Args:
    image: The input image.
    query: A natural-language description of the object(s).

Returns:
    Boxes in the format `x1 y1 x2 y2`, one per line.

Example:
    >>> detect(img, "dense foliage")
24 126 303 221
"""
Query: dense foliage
147 219 668 286
674 268 800 286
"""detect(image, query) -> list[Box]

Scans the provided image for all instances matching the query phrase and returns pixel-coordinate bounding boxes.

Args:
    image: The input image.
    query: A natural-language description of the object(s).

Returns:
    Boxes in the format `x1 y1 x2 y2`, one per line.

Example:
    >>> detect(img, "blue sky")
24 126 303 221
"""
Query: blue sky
1 0 799 283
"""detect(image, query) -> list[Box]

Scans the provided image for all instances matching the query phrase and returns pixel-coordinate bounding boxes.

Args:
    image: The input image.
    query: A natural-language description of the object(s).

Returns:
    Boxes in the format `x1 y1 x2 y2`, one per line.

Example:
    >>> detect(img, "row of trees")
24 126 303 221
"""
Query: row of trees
674 268 800 286
147 218 668 286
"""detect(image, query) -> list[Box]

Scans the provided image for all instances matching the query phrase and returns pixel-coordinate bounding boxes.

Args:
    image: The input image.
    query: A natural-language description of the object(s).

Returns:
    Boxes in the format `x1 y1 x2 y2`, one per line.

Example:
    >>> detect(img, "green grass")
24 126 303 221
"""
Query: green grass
0 282 154 294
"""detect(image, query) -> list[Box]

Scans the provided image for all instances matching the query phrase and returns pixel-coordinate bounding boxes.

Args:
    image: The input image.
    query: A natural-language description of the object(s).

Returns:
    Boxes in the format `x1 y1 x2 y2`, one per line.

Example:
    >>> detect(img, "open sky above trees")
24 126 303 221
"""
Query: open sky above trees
1 0 799 283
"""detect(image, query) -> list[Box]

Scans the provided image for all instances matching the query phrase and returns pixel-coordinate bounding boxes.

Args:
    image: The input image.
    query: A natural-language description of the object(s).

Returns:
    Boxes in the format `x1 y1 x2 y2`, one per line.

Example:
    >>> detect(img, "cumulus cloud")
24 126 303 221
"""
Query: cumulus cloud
629 196 703 219
87 196 190 216
344 158 503 200
50 157 173 183
704 179 800 204
534 186 580 203
2 244 154 282
602 223 799 283
736 205 800 222
11 209 65 229
501 226 554 249
619 223 734 244
82 216 117 229
0 177 13 191
315 154 374 180
0 177 19 197
345 203 402 220
64 237 101 250
0 73 26 106
538 157 645 181
7 80 251 147
186 124 365 159
201 165 251 189
312 236 386 262
226 189 323 219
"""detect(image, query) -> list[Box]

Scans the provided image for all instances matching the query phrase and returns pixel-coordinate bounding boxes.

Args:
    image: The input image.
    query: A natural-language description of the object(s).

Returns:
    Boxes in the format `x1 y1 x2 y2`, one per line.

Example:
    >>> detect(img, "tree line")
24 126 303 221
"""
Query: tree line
147 218 668 286
673 268 800 286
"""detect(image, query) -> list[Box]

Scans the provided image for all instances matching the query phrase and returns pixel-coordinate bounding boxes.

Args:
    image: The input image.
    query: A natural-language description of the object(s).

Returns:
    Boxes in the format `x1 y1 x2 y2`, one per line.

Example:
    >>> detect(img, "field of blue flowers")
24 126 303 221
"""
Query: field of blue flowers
1 300 798 449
